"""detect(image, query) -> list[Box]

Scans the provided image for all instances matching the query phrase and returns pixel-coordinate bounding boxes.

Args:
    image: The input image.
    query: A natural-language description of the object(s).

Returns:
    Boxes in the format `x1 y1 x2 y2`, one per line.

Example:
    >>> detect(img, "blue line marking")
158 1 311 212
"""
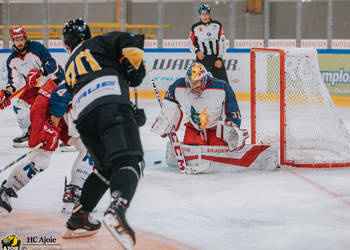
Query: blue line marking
0 48 348 54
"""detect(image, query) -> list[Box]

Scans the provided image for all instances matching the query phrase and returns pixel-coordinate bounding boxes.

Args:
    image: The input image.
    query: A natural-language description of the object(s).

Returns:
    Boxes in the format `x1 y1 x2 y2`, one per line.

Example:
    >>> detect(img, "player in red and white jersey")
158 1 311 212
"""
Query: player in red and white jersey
188 3 229 83
0 82 94 215
0 26 64 147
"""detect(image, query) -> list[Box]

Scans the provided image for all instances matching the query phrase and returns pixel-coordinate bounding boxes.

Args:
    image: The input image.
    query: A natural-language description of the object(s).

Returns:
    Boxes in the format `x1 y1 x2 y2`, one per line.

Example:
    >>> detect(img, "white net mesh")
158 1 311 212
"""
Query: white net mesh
253 48 350 166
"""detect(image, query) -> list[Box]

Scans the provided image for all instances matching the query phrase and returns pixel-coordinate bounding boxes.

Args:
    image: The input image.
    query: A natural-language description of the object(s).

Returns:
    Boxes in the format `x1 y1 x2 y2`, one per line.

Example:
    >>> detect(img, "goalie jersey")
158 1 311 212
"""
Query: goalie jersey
64 31 144 123
164 77 241 131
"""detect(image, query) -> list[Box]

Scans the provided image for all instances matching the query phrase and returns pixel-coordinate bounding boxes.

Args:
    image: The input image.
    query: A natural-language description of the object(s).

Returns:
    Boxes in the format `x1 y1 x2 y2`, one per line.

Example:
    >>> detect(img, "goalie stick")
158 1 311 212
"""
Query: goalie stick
148 71 188 172
0 142 44 174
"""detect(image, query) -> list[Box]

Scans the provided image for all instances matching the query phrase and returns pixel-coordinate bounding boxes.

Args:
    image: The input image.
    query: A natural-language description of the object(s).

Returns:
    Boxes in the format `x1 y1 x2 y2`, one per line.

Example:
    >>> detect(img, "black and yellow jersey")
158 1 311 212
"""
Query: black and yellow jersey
64 31 144 122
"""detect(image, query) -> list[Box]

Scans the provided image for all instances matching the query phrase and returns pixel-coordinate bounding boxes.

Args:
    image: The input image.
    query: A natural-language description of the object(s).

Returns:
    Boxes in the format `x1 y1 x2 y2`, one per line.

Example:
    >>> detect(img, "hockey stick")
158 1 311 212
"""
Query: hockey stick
0 86 26 109
133 86 145 175
147 71 188 172
0 142 44 174
134 87 138 108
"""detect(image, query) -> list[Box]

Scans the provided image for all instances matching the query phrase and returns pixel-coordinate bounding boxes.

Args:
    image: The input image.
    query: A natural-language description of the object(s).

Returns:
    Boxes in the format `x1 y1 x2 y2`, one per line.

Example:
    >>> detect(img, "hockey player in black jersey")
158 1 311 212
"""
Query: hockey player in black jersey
61 18 146 249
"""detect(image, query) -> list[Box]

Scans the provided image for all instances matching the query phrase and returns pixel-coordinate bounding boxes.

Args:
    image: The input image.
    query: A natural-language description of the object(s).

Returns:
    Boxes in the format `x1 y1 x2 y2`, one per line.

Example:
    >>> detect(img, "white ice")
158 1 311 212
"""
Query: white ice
1 100 350 250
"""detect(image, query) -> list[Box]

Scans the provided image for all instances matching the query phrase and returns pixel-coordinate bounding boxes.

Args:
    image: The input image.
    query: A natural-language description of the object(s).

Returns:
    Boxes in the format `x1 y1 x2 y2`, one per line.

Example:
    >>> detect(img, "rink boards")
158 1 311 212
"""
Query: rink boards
0 48 349 106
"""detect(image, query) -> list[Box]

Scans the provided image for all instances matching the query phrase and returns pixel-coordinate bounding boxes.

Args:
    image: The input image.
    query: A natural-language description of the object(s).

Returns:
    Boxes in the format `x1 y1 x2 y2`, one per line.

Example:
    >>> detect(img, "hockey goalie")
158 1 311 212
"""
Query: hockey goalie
151 62 278 174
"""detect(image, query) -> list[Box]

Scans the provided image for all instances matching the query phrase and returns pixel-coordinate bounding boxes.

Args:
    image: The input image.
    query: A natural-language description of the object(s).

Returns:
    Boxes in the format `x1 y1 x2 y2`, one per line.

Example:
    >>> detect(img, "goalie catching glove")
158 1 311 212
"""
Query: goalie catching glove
151 99 183 137
216 121 249 151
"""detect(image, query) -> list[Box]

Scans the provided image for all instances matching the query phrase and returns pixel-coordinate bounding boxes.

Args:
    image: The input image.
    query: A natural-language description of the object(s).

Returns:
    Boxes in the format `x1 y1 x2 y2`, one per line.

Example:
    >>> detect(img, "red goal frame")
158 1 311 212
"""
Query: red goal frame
250 48 350 168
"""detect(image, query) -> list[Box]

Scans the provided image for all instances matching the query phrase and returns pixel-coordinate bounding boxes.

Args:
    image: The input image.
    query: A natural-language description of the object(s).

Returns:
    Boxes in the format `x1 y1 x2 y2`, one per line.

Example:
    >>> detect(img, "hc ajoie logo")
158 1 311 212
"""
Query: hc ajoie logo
1 234 21 250
26 236 57 245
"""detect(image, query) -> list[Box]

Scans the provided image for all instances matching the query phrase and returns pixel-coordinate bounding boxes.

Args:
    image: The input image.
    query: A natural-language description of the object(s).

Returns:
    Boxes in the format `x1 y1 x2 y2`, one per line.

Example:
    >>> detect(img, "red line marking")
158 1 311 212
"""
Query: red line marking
286 168 350 206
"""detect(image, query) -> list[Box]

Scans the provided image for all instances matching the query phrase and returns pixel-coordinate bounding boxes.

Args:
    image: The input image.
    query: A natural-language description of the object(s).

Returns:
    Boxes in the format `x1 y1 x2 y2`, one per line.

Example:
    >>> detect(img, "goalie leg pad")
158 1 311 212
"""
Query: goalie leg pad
4 149 52 191
151 99 183 136
165 141 178 167
166 142 211 174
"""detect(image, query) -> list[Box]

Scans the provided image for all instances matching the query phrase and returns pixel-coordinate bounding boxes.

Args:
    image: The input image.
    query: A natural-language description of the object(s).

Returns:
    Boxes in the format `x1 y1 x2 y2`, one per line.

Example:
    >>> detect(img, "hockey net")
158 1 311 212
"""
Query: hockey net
250 48 350 167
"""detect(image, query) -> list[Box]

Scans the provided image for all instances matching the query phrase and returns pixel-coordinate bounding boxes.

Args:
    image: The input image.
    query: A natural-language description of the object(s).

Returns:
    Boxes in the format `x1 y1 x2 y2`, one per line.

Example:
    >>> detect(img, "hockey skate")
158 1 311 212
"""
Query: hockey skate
103 193 135 250
61 177 81 213
59 143 77 152
63 204 101 239
12 131 29 148
0 181 17 215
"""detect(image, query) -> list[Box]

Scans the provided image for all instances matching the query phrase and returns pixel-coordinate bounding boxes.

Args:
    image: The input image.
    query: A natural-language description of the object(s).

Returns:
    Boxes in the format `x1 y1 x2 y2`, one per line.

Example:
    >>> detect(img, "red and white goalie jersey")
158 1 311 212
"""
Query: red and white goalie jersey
164 75 242 146
151 63 278 174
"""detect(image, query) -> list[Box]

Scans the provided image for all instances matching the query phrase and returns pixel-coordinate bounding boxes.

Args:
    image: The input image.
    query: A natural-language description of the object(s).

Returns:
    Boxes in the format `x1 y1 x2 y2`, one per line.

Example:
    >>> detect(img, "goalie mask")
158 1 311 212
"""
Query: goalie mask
62 18 91 53
185 62 212 97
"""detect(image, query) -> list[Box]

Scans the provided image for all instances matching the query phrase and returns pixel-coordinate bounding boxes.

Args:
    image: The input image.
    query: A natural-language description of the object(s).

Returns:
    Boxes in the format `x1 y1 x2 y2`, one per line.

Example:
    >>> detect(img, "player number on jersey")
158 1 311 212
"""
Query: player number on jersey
65 49 102 86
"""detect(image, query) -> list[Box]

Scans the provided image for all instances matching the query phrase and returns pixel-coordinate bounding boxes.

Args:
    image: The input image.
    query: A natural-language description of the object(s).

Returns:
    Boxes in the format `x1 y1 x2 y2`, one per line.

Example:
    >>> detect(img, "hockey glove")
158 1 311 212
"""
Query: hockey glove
25 69 42 89
120 56 146 87
0 89 12 110
40 120 61 151
151 99 183 137
216 121 249 151
127 63 146 87
132 104 146 127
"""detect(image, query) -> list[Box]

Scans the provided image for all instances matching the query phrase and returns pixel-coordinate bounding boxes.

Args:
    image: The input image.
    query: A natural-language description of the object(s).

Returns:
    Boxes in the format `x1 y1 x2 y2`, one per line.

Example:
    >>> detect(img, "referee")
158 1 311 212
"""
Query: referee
188 3 229 83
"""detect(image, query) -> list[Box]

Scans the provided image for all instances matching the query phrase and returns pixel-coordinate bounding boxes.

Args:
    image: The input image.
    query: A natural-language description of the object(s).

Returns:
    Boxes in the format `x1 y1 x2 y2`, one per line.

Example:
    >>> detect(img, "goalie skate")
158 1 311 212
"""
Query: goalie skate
103 194 135 250
63 204 101 239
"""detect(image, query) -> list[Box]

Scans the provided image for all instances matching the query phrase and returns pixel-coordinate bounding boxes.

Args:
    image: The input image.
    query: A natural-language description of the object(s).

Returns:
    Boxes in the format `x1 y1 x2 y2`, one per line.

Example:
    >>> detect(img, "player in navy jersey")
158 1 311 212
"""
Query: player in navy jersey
188 3 229 83
0 26 64 147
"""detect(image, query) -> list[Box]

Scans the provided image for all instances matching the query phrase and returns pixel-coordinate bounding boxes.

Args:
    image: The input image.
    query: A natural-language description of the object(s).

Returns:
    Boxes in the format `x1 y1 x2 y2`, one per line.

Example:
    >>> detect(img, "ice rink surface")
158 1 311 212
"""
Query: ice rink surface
1 99 350 250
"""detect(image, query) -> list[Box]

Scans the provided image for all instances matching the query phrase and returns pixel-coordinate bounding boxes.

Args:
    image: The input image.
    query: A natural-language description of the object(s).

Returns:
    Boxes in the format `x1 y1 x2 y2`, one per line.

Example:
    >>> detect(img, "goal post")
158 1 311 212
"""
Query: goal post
250 47 350 168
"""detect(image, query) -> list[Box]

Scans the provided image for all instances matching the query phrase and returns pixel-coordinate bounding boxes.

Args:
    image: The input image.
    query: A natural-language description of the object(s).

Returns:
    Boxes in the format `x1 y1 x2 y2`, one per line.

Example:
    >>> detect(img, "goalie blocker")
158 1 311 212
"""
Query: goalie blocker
151 99 183 137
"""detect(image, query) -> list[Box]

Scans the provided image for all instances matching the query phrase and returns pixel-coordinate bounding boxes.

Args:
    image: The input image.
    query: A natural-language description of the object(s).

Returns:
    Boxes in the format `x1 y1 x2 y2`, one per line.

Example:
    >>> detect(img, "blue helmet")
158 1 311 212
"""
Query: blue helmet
198 3 211 15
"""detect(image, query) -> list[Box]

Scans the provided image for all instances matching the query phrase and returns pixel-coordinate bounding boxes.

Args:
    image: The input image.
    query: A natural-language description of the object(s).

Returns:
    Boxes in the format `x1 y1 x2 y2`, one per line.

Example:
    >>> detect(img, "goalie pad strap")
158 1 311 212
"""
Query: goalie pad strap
151 99 183 136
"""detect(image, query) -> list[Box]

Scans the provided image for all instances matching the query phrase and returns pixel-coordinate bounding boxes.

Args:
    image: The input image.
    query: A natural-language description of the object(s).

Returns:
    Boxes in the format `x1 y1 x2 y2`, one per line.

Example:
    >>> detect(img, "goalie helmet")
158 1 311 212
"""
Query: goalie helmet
198 3 211 15
185 62 212 96
62 18 91 51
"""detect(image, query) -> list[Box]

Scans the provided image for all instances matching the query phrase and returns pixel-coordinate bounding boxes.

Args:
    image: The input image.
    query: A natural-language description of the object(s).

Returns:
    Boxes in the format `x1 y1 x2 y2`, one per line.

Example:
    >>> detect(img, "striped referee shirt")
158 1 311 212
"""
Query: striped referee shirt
188 20 226 59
